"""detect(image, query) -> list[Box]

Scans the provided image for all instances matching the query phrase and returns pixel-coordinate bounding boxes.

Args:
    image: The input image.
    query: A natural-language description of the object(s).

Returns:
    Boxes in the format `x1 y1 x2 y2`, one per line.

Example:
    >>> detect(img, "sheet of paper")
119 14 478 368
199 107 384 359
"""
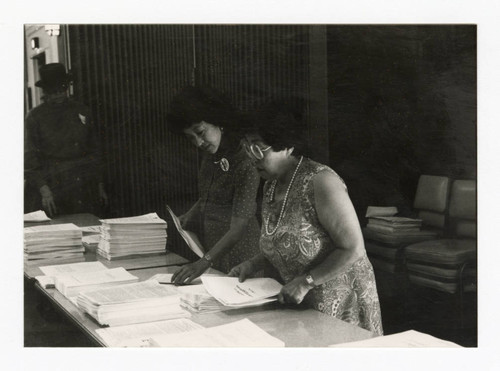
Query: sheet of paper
147 273 202 285
35 275 56 288
95 318 204 347
201 276 282 306
39 261 107 277
166 205 204 258
80 281 179 305
100 212 167 225
24 210 51 222
24 223 82 236
80 225 102 234
330 330 462 348
150 318 284 347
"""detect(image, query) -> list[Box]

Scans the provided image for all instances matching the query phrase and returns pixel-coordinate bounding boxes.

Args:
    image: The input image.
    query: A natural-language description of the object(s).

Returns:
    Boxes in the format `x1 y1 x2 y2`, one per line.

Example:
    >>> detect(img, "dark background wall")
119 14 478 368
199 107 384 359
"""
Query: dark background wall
68 25 314 259
66 24 476 255
327 25 476 220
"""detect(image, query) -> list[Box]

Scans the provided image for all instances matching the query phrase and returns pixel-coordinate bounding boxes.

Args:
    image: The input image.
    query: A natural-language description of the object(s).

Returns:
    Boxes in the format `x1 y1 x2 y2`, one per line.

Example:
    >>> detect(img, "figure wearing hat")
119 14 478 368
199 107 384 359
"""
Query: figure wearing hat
25 63 108 216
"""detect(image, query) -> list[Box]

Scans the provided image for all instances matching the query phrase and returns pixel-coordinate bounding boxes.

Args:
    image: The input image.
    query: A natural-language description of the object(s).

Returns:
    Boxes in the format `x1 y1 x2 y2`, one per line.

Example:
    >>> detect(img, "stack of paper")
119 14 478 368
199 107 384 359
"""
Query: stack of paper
35 261 108 288
82 234 101 251
149 318 285 347
24 223 84 265
147 273 227 314
178 284 229 314
95 318 204 347
77 281 190 326
201 276 282 308
365 206 398 218
55 267 139 298
365 216 423 235
97 213 167 260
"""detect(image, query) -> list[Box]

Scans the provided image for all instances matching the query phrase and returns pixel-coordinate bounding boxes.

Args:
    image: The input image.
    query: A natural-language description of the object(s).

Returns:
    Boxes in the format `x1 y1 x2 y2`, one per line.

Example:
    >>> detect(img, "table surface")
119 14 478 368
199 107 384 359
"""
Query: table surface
35 266 375 347
24 213 189 279
26 213 375 347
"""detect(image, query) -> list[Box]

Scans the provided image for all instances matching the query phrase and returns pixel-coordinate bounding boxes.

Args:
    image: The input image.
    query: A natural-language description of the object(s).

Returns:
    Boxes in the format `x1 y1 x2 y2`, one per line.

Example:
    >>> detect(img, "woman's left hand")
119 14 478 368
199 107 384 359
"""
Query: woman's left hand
277 275 312 305
171 259 211 285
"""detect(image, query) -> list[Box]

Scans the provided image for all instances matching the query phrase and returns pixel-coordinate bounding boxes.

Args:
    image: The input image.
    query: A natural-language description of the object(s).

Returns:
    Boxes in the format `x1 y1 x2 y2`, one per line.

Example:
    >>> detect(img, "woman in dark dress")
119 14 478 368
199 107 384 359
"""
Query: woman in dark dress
168 86 261 284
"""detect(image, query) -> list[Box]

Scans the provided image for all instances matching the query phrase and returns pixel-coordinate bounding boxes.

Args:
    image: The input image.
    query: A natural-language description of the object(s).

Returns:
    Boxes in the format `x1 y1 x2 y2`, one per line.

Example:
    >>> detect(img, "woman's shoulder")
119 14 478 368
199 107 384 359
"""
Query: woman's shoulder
302 158 347 189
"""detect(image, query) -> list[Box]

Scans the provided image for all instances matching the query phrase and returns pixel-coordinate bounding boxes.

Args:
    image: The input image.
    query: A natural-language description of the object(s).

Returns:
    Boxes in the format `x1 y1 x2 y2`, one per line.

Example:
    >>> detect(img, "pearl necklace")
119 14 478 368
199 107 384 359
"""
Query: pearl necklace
265 156 303 236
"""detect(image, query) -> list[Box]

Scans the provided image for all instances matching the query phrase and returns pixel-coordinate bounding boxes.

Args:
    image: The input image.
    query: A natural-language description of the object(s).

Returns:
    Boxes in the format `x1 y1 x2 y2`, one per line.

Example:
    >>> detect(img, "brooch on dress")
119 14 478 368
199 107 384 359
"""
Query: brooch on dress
214 157 230 172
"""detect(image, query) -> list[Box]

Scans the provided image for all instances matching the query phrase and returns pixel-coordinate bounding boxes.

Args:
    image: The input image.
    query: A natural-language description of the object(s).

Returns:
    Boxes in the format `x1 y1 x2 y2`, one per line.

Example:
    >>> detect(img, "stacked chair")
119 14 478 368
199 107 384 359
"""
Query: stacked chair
364 175 451 280
405 179 477 328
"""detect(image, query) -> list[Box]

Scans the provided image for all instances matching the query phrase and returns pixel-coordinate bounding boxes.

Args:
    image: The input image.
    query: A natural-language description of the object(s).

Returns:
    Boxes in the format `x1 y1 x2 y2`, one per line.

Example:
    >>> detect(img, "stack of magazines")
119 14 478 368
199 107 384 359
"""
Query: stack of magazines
97 213 167 260
24 223 84 266
77 281 190 326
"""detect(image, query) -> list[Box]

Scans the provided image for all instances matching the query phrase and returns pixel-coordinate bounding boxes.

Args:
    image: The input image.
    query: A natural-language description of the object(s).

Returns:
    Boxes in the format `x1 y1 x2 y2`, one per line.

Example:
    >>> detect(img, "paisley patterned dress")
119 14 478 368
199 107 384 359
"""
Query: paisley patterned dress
260 158 383 335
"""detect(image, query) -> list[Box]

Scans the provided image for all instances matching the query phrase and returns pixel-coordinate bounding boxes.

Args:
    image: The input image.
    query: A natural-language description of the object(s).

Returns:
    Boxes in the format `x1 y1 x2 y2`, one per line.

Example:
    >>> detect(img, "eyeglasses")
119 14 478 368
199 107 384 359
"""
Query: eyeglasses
243 142 271 160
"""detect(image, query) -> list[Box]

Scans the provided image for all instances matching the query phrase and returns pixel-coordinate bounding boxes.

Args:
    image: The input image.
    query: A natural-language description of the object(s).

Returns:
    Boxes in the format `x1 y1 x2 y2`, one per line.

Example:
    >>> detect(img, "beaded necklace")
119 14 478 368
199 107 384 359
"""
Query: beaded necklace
265 156 303 236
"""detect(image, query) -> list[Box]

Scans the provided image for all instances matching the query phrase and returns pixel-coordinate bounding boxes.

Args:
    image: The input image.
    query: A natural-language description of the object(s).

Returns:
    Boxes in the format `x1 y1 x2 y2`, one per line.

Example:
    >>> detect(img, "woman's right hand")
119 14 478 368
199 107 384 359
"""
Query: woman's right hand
40 185 57 217
228 260 255 282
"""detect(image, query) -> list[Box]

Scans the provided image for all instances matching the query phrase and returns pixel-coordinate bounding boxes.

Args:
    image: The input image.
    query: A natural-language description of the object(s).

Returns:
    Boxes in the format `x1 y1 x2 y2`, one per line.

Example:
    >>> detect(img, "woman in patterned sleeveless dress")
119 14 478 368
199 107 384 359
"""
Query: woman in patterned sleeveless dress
229 104 383 335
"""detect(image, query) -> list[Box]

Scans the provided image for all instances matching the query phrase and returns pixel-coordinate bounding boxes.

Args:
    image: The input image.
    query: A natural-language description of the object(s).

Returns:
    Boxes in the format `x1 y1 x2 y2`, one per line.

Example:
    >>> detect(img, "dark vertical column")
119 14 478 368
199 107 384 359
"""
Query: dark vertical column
308 25 329 164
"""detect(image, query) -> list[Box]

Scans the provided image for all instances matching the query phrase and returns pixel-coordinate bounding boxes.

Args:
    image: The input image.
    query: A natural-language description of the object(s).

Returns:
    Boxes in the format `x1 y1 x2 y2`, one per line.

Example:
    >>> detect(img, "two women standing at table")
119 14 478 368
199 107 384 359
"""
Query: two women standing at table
167 87 382 334
167 86 261 284
229 103 383 335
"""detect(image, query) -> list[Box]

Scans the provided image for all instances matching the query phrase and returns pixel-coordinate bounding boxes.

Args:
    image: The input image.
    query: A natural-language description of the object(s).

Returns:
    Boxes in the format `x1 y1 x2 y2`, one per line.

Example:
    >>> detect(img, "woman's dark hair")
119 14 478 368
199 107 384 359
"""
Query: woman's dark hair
249 101 307 156
167 86 238 134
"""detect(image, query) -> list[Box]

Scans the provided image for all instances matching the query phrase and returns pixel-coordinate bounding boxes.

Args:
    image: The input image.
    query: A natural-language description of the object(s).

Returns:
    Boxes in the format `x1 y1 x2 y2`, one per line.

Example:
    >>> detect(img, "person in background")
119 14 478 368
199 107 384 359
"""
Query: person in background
24 63 108 217
167 86 261 284
229 103 383 335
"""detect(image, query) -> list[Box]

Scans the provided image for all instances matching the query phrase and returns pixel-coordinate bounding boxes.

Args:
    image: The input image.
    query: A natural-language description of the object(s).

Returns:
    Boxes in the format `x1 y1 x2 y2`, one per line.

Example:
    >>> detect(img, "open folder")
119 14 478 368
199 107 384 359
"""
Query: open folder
166 205 204 258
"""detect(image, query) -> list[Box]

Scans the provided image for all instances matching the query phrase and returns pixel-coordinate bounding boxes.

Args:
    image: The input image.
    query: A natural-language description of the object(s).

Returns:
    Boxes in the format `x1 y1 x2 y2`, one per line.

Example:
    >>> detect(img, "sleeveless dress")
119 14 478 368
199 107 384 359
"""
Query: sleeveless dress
260 158 383 335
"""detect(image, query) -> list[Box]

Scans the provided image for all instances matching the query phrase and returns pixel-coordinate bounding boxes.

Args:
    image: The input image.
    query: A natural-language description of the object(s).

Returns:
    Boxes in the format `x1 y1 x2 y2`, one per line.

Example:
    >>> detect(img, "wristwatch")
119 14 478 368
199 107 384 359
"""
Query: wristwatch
202 252 214 267
305 273 316 288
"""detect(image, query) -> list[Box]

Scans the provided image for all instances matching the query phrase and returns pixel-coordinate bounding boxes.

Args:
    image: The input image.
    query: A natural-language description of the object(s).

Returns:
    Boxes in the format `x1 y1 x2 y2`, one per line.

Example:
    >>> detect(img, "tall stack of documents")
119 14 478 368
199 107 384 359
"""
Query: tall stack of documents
77 281 190 326
24 223 84 265
97 213 167 260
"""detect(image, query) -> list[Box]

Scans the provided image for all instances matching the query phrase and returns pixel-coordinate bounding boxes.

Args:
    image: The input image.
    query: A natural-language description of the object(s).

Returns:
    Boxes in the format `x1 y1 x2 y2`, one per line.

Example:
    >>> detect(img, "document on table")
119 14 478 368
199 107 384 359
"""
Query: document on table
330 330 463 348
35 261 108 288
201 276 282 306
149 318 285 347
100 212 167 225
147 273 203 285
166 205 204 258
95 318 204 347
24 210 51 222
80 225 101 234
